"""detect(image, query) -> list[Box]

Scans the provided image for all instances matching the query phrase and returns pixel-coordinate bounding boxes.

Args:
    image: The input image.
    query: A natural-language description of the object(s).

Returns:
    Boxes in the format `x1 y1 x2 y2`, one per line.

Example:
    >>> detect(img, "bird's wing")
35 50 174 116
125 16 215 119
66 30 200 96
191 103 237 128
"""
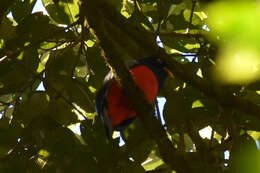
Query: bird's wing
95 72 115 139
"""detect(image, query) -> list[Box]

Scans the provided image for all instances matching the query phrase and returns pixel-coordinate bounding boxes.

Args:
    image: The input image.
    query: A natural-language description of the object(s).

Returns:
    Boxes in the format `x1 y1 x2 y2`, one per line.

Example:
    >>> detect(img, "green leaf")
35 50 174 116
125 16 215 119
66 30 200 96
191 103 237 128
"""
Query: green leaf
49 97 77 125
164 12 188 31
0 117 10 130
121 119 155 163
44 45 80 96
140 1 157 14
0 0 14 17
45 45 81 78
0 48 39 95
129 139 155 163
233 111 260 132
163 91 191 130
80 119 120 161
243 90 260 105
0 122 23 153
160 34 199 53
121 0 134 18
142 155 164 171
183 9 204 27
80 119 108 145
0 156 27 173
184 133 194 151
247 80 260 90
16 12 64 44
37 51 50 73
11 0 37 23
44 126 78 157
230 133 260 173
158 0 182 19
206 2 260 48
13 92 49 126
122 119 150 145
129 11 154 32
42 0 79 24
85 45 109 89
0 17 16 40
0 94 13 109
45 45 95 114
4 12 69 52
105 0 124 14
189 107 215 130
123 161 146 173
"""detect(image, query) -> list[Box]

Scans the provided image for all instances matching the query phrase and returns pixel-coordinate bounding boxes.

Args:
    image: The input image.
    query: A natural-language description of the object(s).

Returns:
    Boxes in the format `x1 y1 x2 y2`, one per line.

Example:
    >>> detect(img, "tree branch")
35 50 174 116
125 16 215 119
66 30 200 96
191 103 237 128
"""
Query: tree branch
80 0 260 172
1 21 79 60
186 0 197 33
80 1 192 172
158 49 260 120
156 31 204 38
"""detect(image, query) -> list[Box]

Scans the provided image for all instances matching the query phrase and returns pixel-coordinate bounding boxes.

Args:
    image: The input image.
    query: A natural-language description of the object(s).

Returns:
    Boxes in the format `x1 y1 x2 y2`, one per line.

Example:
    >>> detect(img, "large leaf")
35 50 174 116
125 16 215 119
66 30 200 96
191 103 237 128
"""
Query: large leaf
48 97 78 125
163 12 189 31
128 10 154 31
5 12 68 52
230 133 260 173
16 12 64 44
158 0 182 19
11 0 37 23
85 45 109 89
45 45 95 114
160 34 199 53
129 139 155 163
0 121 23 155
44 45 80 96
163 91 192 131
80 119 121 166
13 91 49 126
44 126 78 157
42 0 79 24
122 119 155 163
0 48 39 95
0 17 16 40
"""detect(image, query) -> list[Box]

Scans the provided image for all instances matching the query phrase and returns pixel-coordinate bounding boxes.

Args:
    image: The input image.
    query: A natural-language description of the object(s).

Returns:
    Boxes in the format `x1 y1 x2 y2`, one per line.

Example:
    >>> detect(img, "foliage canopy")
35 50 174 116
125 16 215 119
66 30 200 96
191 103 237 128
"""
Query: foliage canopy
1 0 260 172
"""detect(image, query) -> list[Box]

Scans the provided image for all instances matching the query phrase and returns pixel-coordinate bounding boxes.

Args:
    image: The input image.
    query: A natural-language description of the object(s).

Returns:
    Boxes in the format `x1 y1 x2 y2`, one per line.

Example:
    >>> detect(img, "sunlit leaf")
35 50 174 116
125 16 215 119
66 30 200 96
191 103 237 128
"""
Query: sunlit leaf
42 0 79 24
207 2 260 46
214 44 260 84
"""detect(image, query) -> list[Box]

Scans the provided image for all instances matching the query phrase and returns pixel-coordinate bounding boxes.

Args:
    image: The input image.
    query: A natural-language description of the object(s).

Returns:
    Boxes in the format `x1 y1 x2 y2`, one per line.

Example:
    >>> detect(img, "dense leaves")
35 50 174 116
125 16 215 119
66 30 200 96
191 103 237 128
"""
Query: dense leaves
1 0 260 172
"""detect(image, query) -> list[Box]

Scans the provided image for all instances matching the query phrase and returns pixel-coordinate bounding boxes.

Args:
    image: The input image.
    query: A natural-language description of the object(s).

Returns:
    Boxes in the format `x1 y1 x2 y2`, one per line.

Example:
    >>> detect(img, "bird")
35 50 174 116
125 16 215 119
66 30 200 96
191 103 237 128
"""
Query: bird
95 57 169 138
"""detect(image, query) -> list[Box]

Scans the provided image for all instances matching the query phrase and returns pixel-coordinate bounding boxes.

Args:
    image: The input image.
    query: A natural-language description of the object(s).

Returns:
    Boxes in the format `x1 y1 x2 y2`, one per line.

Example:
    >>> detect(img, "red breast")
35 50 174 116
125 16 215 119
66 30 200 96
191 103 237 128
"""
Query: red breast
107 65 158 126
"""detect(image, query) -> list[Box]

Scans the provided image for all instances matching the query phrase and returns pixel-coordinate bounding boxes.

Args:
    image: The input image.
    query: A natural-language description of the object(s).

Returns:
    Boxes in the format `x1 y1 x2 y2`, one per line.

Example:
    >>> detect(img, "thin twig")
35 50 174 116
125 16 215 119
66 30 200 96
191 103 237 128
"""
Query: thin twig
0 100 11 106
155 18 162 37
180 132 185 152
133 0 141 12
38 40 73 53
5 42 89 120
149 30 204 39
186 0 197 33
1 21 79 60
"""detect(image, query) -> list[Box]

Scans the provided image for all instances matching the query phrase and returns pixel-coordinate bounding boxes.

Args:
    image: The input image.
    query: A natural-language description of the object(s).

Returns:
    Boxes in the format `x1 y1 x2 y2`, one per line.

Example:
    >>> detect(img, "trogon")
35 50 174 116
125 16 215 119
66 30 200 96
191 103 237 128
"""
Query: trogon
95 57 169 138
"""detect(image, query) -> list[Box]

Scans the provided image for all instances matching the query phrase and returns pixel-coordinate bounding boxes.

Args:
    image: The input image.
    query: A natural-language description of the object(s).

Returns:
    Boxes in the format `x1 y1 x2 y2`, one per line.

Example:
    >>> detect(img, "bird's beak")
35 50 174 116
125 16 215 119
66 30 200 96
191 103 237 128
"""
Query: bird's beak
164 67 174 78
